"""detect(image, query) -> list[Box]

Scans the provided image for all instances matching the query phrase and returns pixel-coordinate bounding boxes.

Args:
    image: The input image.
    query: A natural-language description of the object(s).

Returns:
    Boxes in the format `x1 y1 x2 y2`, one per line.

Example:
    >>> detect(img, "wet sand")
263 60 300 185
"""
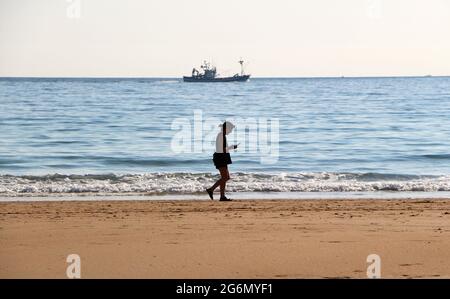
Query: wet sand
1 199 449 278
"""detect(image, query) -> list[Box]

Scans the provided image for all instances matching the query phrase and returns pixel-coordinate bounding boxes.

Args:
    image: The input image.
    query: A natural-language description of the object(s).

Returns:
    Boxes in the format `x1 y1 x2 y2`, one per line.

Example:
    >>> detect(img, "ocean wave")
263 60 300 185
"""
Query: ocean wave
418 154 450 160
1 172 450 196
155 80 179 84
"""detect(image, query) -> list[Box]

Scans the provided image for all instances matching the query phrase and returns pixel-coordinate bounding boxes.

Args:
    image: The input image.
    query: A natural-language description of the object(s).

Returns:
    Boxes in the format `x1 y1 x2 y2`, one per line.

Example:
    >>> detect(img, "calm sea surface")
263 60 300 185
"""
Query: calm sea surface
1 77 450 196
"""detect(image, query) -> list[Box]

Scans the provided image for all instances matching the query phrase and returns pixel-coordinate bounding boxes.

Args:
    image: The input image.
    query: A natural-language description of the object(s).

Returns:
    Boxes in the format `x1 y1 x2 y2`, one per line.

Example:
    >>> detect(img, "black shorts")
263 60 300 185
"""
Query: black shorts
213 153 232 169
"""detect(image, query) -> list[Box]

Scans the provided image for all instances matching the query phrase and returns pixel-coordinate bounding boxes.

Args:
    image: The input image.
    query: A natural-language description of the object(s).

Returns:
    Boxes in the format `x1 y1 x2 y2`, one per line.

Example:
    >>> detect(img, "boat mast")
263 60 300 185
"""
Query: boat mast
238 59 245 76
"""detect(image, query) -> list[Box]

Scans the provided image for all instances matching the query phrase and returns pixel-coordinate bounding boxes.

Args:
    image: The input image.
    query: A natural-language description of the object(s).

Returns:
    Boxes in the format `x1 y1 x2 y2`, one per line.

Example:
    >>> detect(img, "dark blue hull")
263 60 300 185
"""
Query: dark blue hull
183 75 250 82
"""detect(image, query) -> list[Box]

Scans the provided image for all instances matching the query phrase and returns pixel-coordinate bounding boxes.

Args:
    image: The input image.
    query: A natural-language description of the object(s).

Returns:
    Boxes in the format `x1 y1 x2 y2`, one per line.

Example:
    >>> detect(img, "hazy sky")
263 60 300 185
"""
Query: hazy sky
1 0 449 77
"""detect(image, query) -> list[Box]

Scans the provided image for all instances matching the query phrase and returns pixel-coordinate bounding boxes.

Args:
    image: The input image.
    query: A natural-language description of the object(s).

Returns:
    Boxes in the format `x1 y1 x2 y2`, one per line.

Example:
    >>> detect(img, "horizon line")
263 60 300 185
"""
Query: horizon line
0 75 449 80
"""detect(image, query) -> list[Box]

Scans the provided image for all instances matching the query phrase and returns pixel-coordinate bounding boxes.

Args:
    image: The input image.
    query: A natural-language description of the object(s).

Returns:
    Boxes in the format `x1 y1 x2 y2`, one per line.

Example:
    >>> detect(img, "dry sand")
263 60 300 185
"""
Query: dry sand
1 198 449 278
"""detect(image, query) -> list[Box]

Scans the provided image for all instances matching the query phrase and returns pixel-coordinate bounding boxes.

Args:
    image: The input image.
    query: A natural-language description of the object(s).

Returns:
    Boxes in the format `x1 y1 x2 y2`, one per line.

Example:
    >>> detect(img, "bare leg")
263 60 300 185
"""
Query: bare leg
209 167 230 197
218 167 230 198
209 179 221 192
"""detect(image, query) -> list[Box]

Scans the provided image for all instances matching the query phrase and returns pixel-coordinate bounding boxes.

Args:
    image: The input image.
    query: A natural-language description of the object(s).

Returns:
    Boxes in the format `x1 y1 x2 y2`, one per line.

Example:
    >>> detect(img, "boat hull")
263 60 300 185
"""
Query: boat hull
183 75 250 82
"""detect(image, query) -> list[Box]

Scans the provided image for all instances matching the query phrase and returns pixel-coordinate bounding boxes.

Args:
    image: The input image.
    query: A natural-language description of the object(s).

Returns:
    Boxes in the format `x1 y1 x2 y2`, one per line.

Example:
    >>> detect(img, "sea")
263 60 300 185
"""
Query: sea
1 76 450 200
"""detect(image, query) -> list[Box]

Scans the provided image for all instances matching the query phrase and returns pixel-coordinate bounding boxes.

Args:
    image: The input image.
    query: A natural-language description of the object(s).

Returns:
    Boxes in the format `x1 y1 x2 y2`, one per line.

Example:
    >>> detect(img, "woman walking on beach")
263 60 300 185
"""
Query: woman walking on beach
206 121 238 201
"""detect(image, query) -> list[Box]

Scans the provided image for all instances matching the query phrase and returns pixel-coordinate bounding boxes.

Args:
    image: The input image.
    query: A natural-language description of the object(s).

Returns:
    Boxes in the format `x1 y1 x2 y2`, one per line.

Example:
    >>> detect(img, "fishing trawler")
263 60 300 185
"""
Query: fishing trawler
183 60 250 82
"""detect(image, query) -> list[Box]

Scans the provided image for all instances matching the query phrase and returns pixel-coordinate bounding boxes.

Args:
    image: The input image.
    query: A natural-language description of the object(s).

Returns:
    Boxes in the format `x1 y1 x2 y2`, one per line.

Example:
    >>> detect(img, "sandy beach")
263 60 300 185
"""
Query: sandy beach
1 198 449 278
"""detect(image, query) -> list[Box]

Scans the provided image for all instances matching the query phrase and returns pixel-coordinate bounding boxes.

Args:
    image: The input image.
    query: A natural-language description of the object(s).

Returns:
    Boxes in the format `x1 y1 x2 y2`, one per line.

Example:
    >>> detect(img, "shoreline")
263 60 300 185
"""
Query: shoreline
1 198 449 278
2 191 450 202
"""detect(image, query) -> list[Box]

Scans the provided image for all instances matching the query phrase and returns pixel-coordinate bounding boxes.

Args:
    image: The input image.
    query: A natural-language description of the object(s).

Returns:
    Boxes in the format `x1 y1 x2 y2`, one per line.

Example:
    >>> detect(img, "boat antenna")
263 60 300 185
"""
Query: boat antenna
238 58 245 75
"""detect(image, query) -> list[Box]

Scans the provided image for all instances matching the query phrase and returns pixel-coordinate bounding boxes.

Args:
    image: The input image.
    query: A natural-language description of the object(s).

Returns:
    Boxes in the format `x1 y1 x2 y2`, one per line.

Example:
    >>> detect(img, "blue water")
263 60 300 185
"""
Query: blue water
1 77 450 196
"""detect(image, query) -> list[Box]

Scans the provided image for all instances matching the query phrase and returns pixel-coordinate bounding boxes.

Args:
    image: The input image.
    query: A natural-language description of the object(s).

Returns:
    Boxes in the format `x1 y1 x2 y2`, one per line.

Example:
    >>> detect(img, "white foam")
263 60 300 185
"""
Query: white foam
1 172 450 197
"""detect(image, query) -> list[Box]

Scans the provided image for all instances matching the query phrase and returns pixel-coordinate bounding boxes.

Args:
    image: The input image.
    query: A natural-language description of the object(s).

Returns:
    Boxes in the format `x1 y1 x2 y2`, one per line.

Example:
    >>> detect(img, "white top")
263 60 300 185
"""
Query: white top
215 132 234 153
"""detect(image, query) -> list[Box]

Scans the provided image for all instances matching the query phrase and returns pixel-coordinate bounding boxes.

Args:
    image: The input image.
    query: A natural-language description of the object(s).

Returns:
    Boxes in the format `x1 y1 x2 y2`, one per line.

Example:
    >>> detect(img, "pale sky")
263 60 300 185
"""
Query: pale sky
1 0 449 77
